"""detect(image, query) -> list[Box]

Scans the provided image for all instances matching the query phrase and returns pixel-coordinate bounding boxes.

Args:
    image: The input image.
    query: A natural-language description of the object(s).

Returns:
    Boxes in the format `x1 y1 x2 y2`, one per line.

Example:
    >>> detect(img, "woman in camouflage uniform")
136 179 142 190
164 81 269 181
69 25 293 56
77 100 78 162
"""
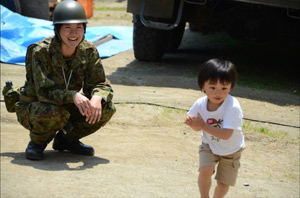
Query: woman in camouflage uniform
15 0 116 160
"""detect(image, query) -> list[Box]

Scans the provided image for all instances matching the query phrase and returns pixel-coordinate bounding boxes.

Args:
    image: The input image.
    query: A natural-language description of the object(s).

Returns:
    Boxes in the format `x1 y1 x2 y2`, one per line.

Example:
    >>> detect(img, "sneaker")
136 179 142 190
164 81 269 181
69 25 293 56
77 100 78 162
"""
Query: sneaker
52 131 94 156
25 141 47 160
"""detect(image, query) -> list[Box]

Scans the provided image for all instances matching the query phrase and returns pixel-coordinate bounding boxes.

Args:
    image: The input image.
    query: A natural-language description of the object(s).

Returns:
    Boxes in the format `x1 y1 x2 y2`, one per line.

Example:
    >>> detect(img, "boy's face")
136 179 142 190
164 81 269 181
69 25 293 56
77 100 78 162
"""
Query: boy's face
202 79 232 107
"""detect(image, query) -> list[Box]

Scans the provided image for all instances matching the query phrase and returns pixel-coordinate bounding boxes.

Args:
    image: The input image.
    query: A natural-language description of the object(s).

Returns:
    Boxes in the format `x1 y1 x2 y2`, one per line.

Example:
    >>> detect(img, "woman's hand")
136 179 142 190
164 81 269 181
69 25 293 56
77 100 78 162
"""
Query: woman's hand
85 95 102 124
73 92 91 116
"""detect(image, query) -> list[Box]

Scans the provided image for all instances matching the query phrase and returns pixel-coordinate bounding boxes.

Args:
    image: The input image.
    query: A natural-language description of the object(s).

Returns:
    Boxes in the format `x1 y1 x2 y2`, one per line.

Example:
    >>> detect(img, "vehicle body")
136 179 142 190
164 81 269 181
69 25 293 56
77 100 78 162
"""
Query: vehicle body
1 0 51 20
127 0 300 61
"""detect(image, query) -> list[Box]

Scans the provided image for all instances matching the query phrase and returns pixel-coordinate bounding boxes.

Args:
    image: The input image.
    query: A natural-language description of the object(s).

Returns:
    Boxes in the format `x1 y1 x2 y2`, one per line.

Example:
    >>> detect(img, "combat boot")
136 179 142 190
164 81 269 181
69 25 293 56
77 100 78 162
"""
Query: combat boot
25 141 47 160
52 131 94 156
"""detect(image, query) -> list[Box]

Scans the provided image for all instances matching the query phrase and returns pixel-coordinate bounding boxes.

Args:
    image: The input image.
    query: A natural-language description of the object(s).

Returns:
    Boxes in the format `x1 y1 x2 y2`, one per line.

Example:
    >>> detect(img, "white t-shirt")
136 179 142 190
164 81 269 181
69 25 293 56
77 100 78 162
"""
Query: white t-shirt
188 95 244 156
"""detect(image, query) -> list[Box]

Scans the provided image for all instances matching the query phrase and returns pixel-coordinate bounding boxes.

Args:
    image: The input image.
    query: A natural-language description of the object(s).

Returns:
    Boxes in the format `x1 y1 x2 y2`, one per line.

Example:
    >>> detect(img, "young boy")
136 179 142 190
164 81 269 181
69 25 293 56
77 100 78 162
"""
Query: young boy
185 58 244 198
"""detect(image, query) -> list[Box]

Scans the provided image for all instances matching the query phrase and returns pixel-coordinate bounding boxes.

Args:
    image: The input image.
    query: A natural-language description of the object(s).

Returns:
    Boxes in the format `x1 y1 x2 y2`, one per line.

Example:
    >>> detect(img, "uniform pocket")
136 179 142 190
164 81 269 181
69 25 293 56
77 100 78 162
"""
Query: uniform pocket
3 87 20 113
15 102 32 130
233 160 240 169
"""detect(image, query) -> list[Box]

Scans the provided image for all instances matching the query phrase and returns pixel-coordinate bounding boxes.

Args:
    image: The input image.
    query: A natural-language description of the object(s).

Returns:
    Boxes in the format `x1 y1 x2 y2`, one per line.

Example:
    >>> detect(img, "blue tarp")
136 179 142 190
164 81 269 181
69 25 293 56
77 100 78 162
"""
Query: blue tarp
0 5 133 65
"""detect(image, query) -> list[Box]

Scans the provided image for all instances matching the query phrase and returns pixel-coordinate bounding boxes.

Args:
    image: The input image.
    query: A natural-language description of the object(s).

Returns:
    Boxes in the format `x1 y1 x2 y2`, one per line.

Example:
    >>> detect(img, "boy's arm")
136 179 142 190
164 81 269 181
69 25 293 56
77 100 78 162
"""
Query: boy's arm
185 114 234 140
201 124 234 140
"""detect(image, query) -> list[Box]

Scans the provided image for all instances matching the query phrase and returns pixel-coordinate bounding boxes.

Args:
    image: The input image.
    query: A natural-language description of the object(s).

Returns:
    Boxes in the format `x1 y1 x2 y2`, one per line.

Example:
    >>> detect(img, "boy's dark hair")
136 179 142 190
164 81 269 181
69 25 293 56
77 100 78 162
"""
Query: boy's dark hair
198 58 237 90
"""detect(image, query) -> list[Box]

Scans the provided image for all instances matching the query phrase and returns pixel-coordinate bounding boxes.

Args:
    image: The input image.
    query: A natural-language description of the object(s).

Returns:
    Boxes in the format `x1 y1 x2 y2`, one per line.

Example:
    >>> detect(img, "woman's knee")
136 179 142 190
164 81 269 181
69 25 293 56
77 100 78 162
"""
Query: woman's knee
101 101 116 124
16 102 70 133
31 103 69 133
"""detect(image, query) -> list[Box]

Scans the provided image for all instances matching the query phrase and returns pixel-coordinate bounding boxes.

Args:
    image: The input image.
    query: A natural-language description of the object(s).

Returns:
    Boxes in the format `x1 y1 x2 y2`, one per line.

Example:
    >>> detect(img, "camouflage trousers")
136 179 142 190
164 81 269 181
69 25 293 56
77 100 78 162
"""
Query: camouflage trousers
15 101 116 145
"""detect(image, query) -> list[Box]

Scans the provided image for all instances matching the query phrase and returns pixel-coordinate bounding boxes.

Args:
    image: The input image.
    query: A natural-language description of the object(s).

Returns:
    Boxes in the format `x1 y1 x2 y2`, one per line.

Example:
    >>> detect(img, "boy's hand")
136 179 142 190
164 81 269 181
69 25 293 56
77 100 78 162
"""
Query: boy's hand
184 115 194 125
184 113 205 131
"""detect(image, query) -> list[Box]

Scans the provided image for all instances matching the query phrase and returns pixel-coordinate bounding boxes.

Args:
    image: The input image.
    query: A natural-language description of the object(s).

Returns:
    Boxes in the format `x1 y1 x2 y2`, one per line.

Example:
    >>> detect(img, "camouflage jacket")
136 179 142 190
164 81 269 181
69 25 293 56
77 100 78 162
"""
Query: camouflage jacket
20 37 113 105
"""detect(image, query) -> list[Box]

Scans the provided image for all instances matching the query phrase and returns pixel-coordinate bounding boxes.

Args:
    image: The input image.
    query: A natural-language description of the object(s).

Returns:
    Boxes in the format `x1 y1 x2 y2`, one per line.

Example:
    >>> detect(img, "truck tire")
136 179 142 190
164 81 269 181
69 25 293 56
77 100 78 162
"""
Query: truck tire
133 15 168 62
19 0 50 20
1 0 22 13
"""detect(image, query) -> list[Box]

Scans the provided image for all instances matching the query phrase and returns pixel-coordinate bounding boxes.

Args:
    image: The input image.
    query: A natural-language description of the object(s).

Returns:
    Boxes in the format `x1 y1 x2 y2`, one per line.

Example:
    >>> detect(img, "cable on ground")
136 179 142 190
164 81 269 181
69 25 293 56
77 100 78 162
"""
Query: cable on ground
0 99 298 129
114 101 300 129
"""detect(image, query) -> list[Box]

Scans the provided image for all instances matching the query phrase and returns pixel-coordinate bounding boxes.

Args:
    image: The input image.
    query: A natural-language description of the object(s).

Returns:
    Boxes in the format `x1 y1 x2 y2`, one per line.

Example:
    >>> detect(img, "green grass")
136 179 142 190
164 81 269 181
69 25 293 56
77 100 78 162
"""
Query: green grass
94 6 126 11
243 121 289 139
237 53 298 95
237 73 299 95
162 107 185 119
257 128 288 139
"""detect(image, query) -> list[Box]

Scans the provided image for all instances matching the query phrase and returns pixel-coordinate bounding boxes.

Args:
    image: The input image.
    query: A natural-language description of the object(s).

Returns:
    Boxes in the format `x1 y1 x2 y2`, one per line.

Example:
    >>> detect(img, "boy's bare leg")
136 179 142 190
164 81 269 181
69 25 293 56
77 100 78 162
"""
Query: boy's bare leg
213 181 229 198
198 166 214 198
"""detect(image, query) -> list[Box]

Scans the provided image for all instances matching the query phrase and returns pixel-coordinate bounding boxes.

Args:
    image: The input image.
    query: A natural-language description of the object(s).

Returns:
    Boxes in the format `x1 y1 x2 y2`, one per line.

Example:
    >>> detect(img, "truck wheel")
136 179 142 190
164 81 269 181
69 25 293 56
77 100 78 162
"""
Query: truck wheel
166 21 186 52
19 0 50 20
1 0 21 13
133 15 168 62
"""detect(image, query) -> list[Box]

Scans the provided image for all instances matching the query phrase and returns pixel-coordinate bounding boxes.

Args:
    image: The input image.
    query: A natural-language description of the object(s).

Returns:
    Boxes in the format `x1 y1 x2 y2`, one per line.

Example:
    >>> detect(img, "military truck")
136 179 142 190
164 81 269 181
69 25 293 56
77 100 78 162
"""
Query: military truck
127 0 300 61
1 0 51 20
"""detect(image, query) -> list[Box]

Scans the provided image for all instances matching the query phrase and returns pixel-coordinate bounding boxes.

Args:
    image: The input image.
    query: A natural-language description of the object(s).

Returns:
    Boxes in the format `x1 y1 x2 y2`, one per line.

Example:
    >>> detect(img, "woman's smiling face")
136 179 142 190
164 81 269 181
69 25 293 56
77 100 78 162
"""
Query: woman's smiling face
59 23 84 50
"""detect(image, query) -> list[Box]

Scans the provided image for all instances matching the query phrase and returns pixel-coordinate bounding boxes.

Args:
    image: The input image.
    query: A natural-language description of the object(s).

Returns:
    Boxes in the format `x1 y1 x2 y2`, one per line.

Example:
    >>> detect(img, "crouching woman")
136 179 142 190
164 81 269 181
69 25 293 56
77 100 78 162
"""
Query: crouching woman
14 0 116 160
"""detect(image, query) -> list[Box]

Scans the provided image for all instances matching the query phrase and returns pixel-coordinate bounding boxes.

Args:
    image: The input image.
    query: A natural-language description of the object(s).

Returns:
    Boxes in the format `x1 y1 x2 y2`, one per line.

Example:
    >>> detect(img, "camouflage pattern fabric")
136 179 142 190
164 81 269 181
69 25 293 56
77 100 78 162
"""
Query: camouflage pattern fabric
21 37 114 103
2 86 20 113
15 101 115 145
15 37 116 145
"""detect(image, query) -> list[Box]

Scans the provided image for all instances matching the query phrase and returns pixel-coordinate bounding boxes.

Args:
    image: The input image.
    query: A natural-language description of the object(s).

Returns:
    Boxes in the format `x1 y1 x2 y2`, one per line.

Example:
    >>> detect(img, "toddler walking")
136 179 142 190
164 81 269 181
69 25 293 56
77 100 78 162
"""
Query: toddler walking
185 58 244 198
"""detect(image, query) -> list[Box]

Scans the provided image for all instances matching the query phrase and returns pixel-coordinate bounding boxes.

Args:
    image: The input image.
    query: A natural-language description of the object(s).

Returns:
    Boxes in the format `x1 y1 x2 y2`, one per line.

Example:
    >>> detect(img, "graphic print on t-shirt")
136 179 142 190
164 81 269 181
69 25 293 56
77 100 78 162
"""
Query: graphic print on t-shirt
206 118 223 142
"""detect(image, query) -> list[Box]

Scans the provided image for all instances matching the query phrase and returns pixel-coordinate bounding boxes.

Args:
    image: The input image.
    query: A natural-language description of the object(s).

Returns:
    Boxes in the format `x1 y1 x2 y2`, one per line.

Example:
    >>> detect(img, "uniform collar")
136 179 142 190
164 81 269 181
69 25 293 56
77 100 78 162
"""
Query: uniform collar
50 37 87 70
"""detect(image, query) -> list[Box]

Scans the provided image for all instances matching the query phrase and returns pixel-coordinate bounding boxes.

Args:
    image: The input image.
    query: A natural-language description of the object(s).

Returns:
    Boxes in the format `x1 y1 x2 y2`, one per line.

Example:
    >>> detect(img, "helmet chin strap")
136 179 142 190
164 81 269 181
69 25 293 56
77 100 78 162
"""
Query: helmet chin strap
54 27 62 41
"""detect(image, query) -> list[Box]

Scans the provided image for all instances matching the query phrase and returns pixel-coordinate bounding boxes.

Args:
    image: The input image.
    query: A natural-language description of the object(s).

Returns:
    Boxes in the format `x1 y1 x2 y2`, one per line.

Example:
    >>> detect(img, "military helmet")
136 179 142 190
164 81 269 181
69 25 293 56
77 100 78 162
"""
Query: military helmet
53 0 87 24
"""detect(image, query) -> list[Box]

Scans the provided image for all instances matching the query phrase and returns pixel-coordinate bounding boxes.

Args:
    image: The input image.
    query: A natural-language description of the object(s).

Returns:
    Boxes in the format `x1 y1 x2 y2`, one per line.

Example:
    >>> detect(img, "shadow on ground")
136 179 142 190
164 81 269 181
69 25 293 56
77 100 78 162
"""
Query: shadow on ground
107 30 299 106
0 151 109 171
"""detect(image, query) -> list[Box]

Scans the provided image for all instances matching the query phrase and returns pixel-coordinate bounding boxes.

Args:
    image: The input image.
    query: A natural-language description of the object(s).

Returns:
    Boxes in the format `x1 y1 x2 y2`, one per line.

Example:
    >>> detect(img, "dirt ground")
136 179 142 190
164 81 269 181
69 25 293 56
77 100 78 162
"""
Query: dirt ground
1 1 299 198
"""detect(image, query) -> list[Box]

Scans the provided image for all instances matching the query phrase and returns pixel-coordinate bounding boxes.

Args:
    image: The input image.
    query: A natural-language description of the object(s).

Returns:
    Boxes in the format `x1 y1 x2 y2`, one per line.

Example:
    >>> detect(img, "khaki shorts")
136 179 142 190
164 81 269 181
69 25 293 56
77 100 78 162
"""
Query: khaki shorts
199 143 244 186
